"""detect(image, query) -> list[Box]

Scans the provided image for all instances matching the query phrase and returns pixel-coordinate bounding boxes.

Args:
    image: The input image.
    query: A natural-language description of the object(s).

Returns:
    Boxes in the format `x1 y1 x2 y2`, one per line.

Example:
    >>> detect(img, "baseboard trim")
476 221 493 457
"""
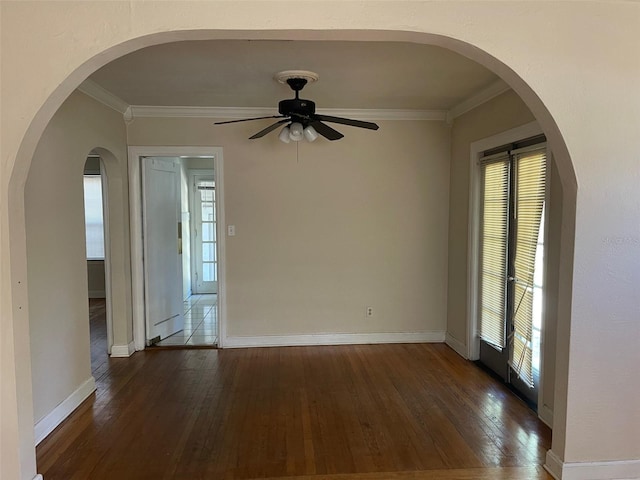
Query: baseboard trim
545 449 640 480
223 331 445 348
445 333 468 359
33 475 44 480
538 403 554 429
88 290 106 299
34 376 96 445
110 341 135 357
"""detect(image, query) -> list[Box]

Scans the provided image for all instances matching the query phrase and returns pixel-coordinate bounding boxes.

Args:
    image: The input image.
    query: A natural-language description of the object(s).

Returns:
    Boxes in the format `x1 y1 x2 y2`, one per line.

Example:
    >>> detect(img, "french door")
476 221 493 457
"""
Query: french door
191 175 217 294
477 137 547 406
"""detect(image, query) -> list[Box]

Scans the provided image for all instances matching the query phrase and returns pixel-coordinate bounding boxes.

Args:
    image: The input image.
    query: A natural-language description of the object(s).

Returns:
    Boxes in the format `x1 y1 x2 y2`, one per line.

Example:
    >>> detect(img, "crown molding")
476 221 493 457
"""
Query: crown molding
128 105 448 121
77 80 509 124
77 79 130 114
446 79 511 123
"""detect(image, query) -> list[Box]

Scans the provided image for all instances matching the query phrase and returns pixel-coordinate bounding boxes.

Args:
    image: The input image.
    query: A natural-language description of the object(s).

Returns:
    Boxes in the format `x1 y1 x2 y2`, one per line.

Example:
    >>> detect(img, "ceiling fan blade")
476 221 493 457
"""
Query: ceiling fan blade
314 114 379 130
214 115 285 125
311 121 344 141
249 119 290 139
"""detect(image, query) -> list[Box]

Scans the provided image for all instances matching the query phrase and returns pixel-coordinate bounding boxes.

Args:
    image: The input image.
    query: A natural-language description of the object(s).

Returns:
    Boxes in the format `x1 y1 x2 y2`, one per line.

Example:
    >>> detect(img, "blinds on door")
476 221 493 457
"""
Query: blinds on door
478 155 510 349
510 147 546 387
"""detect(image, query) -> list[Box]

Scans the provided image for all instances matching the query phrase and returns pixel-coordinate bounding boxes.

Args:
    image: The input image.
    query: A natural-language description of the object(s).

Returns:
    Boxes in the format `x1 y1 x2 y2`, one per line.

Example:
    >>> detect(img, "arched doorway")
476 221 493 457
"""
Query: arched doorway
4 14 592 480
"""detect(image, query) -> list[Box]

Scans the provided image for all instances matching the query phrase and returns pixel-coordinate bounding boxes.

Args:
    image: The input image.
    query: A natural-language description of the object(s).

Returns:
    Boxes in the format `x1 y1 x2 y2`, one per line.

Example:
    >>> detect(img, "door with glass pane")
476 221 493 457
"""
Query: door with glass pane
478 141 547 406
192 175 217 293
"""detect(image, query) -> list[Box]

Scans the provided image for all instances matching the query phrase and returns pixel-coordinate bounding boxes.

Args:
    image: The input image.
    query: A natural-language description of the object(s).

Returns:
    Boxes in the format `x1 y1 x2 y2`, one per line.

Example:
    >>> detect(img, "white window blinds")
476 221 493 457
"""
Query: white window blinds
478 156 510 349
510 147 546 387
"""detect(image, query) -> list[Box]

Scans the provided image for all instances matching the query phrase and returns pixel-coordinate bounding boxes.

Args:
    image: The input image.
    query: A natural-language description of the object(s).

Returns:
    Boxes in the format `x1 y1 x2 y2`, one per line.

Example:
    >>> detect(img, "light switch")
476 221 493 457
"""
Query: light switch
227 225 236 236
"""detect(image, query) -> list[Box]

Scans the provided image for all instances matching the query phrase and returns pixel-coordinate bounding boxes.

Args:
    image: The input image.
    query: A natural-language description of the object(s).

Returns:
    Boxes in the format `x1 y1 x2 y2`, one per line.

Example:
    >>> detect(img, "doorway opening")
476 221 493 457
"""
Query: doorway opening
83 153 113 374
130 148 225 349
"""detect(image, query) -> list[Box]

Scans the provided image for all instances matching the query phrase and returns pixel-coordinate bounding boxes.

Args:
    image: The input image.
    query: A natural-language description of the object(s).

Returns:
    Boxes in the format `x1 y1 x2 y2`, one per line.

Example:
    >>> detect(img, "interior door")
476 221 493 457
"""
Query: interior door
477 140 547 406
191 175 217 294
142 156 184 344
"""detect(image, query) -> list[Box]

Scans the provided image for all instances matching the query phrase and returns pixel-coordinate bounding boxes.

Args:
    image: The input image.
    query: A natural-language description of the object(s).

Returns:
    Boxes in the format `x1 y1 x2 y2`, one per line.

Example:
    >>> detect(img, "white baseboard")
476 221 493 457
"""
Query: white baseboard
545 449 640 480
88 290 106 299
223 331 445 348
445 333 468 359
538 403 554 429
110 341 135 357
33 475 43 480
34 376 96 445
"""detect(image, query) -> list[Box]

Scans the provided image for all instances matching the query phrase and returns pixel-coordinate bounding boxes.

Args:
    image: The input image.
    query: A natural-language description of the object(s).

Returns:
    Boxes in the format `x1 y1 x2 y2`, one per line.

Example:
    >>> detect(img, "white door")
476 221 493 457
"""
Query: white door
192 175 217 293
142 157 184 344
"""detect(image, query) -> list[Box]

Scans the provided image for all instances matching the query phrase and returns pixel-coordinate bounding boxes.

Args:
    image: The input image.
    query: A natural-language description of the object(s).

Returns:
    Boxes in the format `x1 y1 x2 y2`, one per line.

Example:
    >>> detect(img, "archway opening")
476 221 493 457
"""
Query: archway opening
7 29 577 480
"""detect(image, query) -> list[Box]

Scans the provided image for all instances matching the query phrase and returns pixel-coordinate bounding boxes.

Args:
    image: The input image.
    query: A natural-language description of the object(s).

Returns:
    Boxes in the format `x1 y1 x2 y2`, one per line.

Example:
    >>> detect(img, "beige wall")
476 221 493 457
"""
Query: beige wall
2 3 640 479
129 117 451 338
446 89 563 421
24 91 129 423
87 260 106 298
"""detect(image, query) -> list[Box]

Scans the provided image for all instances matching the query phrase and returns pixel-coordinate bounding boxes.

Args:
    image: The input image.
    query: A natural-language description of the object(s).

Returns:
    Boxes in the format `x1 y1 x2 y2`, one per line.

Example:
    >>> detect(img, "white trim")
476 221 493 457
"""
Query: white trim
128 148 146 351
445 333 468 359
33 475 43 480
538 147 554 424
76 80 510 124
213 154 227 347
223 331 445 349
466 121 543 361
100 160 114 355
446 79 511 123
538 403 554 428
77 79 129 114
545 450 640 480
128 105 447 121
110 341 135 358
545 450 564 480
128 146 227 351
34 376 95 445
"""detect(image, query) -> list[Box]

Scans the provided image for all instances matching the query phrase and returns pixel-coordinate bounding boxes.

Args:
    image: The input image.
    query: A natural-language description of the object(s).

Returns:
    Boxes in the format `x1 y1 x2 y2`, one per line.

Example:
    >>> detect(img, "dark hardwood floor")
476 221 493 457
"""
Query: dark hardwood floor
38 308 552 480
89 298 109 376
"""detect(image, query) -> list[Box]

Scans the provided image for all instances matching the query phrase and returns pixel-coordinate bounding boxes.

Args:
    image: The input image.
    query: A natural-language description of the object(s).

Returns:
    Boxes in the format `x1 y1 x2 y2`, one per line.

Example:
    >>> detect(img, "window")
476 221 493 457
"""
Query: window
83 174 105 259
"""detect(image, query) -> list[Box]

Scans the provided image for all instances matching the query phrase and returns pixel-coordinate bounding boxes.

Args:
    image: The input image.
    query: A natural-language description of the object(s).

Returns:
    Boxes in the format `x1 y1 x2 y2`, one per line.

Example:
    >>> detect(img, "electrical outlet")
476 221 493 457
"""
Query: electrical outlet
366 306 374 317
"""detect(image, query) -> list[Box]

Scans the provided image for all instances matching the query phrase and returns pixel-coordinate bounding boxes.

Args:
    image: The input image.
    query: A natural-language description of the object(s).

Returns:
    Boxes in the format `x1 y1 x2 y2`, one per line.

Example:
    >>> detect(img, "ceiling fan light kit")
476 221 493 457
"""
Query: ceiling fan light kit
214 70 379 142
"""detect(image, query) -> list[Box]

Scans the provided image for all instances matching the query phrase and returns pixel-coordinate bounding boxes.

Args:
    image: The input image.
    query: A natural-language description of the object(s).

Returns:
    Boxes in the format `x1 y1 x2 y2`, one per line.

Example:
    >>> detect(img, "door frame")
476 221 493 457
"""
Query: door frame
128 146 227 349
99 159 115 354
466 121 550 414
189 170 217 294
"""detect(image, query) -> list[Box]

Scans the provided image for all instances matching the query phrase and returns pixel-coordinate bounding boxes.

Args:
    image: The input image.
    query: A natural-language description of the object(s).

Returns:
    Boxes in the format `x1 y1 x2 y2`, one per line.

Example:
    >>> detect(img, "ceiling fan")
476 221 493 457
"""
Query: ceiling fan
214 70 379 142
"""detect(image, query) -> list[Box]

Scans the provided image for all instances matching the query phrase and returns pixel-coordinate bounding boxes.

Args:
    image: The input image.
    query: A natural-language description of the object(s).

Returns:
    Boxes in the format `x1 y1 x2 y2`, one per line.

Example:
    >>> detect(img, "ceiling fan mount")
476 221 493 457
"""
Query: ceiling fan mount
278 78 316 119
214 70 379 142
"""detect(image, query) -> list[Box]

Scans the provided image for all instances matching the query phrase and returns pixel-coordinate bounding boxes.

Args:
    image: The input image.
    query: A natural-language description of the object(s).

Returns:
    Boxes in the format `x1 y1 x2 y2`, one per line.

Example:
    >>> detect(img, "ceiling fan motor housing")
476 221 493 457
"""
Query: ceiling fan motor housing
278 98 316 120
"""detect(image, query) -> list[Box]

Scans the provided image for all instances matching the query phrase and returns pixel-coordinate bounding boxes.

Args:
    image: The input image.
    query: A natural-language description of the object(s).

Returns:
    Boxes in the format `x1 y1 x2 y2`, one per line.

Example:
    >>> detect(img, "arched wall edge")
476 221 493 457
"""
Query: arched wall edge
4 28 578 478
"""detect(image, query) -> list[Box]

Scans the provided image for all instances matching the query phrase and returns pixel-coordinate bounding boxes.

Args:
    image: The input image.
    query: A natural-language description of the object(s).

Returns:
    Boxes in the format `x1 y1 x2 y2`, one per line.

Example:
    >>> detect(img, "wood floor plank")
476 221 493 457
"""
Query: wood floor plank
37 308 552 479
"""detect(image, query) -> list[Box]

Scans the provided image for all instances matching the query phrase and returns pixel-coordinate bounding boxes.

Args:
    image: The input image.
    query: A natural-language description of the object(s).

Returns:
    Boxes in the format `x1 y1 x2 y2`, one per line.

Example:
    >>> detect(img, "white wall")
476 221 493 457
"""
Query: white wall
2 3 640 480
128 117 451 340
24 91 129 424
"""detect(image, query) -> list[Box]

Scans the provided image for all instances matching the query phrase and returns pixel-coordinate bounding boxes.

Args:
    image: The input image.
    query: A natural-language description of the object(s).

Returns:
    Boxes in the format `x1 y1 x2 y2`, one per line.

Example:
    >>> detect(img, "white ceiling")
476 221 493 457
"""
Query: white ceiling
89 40 500 110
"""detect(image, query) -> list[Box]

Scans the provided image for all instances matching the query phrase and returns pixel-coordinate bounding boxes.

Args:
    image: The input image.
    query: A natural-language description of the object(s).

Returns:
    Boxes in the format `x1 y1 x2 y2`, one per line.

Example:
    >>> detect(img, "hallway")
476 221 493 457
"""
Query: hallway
155 294 218 347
